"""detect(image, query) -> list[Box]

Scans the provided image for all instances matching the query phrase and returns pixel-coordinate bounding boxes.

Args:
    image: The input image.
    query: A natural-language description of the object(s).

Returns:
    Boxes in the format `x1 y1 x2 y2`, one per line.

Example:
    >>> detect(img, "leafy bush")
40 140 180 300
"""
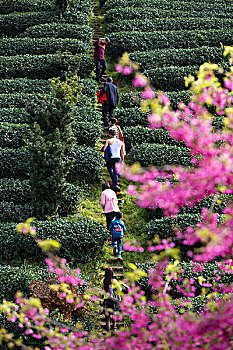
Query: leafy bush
115 107 149 127
103 0 231 11
0 202 34 222
0 11 89 36
124 126 184 151
107 30 233 57
128 143 191 167
0 0 56 14
0 147 31 179
0 122 30 148
71 106 102 125
0 179 31 204
0 78 50 94
120 91 191 109
0 53 94 79
0 38 89 56
0 218 109 263
0 93 47 108
105 7 233 23
107 18 233 33
144 65 198 91
73 121 101 147
0 108 31 124
130 46 224 71
22 24 92 42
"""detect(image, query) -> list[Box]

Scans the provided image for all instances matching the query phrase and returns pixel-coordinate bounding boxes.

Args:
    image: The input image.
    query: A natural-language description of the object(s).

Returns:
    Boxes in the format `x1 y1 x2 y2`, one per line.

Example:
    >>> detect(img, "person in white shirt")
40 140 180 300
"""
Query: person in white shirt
104 129 124 188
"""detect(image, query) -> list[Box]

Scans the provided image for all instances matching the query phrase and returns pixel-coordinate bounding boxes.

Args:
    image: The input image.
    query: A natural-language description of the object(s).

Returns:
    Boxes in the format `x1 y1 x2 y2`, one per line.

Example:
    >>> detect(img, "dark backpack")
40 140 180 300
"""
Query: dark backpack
104 145 112 162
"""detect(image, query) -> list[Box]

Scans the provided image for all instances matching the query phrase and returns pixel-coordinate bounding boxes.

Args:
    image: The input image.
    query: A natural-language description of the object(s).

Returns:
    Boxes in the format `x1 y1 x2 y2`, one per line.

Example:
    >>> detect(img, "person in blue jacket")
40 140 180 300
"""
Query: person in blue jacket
109 211 126 259
99 77 119 128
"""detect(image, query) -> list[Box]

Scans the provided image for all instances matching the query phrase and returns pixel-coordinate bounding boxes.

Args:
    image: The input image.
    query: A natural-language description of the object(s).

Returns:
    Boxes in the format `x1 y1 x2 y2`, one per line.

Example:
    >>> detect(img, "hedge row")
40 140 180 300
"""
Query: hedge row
0 179 31 205
145 65 199 92
22 24 92 42
0 106 102 125
0 53 94 80
128 143 191 167
0 78 50 94
130 47 224 70
120 91 191 109
105 7 233 23
103 0 231 11
73 121 101 147
0 218 108 263
0 38 89 56
136 261 233 300
0 93 48 108
0 11 89 36
124 126 185 151
0 145 103 181
0 0 56 14
107 18 233 33
107 30 233 56
0 123 30 148
115 107 149 128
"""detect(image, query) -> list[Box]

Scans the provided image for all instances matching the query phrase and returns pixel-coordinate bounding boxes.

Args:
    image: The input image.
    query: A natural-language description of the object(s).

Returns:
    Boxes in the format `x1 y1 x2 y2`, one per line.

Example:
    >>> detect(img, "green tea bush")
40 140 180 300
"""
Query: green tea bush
0 38 89 56
128 143 191 167
0 179 31 204
120 91 191 109
107 30 233 56
0 147 31 179
0 122 30 148
105 7 233 23
103 0 231 11
0 108 32 124
107 18 233 33
130 47 224 70
71 106 102 125
0 78 50 94
22 24 92 42
0 0 56 14
72 121 101 147
124 126 184 151
0 202 34 222
145 66 198 91
115 107 149 127
0 12 89 36
0 218 109 263
0 53 94 79
0 93 47 108
79 79 98 101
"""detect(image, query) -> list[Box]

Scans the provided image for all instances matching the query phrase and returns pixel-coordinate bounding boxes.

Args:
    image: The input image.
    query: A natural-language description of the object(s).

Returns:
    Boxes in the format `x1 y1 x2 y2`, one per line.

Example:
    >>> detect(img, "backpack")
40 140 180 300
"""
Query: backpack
104 145 112 162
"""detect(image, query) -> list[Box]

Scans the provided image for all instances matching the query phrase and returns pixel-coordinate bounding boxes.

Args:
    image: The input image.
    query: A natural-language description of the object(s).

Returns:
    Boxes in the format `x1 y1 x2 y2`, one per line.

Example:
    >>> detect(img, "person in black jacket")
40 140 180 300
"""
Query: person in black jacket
99 77 119 129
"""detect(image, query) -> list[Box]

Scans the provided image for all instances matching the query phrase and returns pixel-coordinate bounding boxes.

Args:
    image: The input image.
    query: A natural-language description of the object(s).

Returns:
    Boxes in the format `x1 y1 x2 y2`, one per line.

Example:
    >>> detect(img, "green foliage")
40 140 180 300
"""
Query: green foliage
71 106 102 125
0 179 31 205
0 78 50 94
0 123 30 148
73 121 101 147
105 7 233 23
0 11 89 36
128 143 191 167
103 0 231 11
145 65 198 91
0 218 109 263
115 107 149 127
107 18 233 33
124 126 184 151
0 108 31 124
0 147 31 179
107 30 233 57
130 47 225 71
0 93 47 108
0 38 89 56
22 24 92 42
0 0 56 13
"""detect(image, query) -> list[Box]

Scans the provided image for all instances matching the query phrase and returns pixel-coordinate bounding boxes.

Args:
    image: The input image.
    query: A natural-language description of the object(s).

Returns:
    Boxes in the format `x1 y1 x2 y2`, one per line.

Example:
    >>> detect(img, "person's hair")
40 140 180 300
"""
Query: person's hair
113 185 121 193
105 37 110 43
102 182 110 191
109 129 116 136
115 211 123 219
107 77 113 83
103 267 113 292
109 118 118 125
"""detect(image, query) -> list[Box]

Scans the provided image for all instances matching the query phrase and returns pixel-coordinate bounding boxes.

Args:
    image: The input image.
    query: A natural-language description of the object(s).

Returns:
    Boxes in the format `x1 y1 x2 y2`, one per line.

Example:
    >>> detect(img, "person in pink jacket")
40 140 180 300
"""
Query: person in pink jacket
101 183 120 230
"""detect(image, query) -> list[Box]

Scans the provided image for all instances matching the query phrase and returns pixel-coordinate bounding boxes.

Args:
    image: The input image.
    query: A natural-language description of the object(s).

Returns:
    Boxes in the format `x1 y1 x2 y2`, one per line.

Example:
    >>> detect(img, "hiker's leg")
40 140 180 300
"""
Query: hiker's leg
102 103 109 127
100 59 107 79
95 60 101 82
106 159 114 180
106 211 115 231
117 237 123 256
108 104 115 118
112 158 120 188
105 315 111 331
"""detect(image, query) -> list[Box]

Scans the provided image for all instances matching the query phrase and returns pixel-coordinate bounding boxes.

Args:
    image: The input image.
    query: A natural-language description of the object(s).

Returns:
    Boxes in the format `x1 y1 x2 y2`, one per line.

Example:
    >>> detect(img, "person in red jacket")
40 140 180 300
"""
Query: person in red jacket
93 37 110 83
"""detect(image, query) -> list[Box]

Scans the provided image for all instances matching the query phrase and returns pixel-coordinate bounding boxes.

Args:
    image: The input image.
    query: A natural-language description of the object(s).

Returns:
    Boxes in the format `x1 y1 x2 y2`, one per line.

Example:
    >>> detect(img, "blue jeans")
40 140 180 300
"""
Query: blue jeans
94 59 107 81
112 235 123 256
107 158 120 188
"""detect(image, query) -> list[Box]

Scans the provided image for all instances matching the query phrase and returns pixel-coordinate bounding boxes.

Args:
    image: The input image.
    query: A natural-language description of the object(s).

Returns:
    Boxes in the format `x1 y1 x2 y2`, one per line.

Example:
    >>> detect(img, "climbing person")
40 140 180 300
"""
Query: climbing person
102 267 122 331
93 37 110 83
99 77 119 129
109 118 126 159
104 129 124 188
101 183 119 231
109 211 126 260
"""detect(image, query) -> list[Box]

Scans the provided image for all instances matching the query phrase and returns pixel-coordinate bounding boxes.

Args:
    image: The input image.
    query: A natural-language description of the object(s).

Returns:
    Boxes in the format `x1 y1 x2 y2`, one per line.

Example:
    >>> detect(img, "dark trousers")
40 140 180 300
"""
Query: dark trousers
107 158 120 188
105 211 116 231
102 103 115 127
94 59 107 81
